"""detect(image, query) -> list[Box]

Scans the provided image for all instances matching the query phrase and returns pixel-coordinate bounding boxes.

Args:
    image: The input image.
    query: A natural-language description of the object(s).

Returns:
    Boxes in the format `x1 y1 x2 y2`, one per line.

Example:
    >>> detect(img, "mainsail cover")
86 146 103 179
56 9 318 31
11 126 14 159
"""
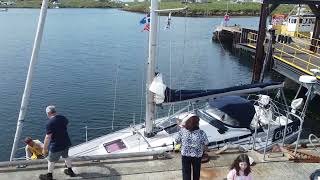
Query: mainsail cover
207 96 255 128
149 73 283 104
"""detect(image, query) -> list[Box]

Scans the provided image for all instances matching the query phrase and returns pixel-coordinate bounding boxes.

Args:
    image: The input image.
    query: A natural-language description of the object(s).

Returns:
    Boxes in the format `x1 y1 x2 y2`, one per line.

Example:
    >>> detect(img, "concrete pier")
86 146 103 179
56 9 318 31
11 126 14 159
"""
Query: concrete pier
1 148 320 180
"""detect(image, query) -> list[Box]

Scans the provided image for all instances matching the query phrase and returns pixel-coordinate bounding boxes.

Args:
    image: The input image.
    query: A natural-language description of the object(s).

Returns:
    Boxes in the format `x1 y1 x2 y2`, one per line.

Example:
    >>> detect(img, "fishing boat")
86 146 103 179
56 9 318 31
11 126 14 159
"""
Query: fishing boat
271 5 316 38
9 0 318 161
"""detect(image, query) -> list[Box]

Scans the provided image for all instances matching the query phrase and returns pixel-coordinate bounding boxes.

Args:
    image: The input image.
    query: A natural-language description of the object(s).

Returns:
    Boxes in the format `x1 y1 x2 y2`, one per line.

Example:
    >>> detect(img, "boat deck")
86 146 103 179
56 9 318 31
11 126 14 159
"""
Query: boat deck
1 148 320 180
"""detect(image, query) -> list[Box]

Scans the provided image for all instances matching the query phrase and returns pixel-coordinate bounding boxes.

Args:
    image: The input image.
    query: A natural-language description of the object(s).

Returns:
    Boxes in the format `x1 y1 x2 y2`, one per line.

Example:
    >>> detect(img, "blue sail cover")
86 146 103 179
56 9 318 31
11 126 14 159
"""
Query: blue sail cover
163 82 282 103
208 96 255 128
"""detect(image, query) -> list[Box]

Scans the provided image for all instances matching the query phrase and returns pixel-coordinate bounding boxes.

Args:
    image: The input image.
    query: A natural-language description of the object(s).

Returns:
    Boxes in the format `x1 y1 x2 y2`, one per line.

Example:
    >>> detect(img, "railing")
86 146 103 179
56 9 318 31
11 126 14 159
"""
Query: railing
246 32 320 78
247 32 258 47
241 28 258 44
295 32 311 39
294 32 320 54
248 32 320 54
274 42 320 78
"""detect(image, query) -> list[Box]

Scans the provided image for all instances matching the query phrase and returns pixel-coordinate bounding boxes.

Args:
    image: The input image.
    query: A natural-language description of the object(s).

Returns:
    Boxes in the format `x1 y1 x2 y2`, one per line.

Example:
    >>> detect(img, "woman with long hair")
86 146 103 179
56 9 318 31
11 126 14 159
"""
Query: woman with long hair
175 114 209 180
227 154 253 180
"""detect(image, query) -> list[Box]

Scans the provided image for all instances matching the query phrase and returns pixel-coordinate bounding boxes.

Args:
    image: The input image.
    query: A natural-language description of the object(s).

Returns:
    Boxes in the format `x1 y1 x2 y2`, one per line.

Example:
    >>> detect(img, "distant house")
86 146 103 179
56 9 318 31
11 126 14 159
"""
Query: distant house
0 1 15 5
196 0 208 3
125 0 146 2
182 0 208 3
234 0 245 3
234 0 261 3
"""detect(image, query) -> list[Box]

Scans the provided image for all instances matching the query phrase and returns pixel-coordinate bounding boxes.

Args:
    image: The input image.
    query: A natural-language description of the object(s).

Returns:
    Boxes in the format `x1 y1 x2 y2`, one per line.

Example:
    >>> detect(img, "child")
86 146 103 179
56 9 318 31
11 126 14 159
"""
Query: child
227 154 253 180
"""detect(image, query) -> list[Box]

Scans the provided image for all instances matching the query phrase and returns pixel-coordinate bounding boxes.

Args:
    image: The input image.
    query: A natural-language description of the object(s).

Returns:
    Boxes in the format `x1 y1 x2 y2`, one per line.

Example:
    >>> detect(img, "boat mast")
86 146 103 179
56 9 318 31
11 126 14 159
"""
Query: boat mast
10 0 49 161
145 0 159 137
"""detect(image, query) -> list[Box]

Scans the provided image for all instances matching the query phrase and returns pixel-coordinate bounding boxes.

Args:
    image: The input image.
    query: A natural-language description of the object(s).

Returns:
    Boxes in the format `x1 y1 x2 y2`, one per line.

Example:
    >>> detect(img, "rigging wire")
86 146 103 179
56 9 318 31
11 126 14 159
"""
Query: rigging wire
156 12 161 72
112 64 120 131
139 60 146 124
172 15 199 88
166 12 173 116
169 29 172 90
177 9 188 111
139 21 150 123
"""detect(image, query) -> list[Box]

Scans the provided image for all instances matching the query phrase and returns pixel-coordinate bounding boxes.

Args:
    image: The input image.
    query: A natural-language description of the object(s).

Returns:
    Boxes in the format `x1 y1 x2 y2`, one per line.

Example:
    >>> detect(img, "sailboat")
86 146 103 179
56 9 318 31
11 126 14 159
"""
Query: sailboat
270 5 316 38
9 0 317 161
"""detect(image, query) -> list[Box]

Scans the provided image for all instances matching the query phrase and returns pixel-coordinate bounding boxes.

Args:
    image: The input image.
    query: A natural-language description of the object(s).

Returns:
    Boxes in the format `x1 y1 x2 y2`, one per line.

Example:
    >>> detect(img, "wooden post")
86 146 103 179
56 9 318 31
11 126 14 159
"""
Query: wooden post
308 5 320 52
252 3 269 83
259 29 275 83
310 16 320 52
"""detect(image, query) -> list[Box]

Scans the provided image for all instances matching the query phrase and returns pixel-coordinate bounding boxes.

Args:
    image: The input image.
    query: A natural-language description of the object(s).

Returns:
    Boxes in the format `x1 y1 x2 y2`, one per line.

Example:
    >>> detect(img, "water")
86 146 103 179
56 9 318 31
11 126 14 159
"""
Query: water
0 8 260 161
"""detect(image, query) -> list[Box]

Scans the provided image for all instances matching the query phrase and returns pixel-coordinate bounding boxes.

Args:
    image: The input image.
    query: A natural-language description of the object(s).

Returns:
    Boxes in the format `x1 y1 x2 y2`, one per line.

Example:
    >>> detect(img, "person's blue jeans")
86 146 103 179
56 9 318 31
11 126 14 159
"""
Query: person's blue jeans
182 155 202 180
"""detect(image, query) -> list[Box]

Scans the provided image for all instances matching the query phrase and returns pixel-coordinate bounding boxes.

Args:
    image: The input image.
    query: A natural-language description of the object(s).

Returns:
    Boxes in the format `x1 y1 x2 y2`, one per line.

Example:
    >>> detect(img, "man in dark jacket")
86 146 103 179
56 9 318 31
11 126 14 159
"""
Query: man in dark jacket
39 105 75 180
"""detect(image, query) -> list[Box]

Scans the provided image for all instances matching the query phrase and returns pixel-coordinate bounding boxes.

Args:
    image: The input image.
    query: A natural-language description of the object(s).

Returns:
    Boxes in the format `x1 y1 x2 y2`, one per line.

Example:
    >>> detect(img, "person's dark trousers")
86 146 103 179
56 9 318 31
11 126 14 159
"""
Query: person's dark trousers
182 155 202 180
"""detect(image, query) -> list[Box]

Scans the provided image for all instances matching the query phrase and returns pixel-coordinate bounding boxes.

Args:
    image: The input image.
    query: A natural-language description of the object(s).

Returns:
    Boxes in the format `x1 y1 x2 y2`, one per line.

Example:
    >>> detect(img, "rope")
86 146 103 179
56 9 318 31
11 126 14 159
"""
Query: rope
169 38 172 89
309 134 320 154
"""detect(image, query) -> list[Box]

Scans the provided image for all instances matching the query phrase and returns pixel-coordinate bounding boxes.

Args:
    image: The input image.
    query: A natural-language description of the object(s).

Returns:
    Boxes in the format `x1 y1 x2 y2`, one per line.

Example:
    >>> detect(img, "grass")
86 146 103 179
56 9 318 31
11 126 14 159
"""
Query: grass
6 0 122 8
123 1 294 16
4 0 294 16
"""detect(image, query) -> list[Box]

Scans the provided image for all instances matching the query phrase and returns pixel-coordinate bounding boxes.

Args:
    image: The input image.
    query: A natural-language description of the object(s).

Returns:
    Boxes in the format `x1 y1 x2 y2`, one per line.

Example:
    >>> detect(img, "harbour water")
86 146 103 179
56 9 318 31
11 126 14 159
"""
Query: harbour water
0 8 269 161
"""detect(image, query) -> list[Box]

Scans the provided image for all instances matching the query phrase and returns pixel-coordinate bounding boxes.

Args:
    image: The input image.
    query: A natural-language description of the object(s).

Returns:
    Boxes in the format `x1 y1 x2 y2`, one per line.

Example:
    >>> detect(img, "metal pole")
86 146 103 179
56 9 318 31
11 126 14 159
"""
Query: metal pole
145 0 158 137
263 110 271 160
280 88 290 155
10 0 49 161
252 115 259 150
281 113 290 147
294 84 303 100
280 88 289 113
294 84 314 155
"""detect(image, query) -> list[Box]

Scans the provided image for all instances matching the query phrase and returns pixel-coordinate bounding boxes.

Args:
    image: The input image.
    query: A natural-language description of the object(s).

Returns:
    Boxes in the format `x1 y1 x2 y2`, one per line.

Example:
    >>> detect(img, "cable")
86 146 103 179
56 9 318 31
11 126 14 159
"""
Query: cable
112 64 120 131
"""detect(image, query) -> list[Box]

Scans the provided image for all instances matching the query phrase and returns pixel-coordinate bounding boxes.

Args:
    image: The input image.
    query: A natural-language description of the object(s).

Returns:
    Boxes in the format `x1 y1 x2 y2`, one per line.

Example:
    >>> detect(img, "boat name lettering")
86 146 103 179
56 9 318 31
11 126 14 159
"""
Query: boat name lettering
272 121 300 142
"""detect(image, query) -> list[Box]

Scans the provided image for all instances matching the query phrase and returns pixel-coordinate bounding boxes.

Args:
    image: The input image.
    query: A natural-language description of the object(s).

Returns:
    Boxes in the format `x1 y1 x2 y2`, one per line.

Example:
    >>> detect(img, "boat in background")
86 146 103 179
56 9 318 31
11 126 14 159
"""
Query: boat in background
271 5 316 38
0 8 8 11
52 1 59 9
